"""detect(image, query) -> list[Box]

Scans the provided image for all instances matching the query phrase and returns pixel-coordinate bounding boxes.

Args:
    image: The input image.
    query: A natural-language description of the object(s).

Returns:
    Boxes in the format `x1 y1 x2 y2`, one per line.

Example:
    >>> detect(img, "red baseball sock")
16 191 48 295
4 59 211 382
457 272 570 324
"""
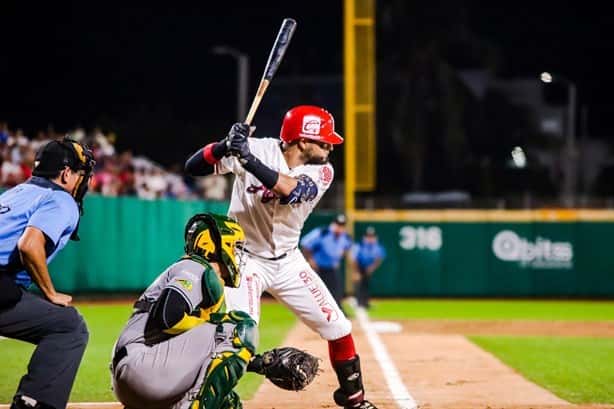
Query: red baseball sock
328 333 357 364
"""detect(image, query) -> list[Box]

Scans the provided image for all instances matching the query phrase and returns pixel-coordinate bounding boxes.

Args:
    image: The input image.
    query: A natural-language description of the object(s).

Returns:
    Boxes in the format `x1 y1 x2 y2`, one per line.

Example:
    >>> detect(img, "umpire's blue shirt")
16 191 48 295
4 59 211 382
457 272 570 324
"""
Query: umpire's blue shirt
0 177 79 288
352 240 386 269
300 227 353 269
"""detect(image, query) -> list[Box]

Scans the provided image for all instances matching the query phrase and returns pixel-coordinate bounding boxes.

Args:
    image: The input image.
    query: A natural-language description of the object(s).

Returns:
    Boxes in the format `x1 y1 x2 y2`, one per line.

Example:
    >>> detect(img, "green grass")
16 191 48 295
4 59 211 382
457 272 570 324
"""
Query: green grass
470 336 614 403
367 299 614 321
0 301 296 403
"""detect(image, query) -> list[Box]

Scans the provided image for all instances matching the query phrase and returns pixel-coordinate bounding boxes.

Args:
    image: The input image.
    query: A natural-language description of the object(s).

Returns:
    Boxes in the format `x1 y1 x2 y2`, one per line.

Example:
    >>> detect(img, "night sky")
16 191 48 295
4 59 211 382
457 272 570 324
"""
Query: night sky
2 2 613 167
470 3 614 135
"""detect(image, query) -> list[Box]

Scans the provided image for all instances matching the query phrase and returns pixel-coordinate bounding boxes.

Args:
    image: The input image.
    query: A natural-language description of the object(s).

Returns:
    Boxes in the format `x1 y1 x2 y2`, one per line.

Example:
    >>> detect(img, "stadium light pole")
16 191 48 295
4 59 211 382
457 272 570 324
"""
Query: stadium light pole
540 71 577 206
212 46 249 122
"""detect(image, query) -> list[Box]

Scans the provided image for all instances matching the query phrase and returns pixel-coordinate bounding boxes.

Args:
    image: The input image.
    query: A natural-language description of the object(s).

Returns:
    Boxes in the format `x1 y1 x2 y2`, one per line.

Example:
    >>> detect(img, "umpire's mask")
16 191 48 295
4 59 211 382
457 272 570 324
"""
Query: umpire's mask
33 137 96 217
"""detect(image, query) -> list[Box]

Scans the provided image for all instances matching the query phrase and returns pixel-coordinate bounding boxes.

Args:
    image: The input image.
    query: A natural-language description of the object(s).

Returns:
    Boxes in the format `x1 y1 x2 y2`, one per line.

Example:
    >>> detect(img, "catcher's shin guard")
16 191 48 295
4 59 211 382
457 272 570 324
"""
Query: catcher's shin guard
190 350 249 409
191 312 257 409
332 355 367 408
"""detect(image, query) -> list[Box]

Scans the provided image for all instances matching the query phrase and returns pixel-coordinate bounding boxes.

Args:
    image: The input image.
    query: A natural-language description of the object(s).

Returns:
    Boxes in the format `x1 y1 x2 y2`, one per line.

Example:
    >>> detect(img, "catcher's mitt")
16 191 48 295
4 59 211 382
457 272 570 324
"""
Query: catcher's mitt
247 346 320 391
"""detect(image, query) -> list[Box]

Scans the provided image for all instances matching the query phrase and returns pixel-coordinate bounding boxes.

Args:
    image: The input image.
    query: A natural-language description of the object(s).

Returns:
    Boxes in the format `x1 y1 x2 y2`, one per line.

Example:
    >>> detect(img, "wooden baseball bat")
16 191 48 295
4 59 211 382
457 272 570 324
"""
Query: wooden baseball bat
244 18 297 125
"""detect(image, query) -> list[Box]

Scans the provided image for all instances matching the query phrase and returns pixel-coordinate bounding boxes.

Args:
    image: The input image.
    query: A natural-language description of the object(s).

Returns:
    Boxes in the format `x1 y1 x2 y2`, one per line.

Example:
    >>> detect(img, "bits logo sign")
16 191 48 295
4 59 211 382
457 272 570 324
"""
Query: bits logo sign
492 230 573 269
301 115 321 138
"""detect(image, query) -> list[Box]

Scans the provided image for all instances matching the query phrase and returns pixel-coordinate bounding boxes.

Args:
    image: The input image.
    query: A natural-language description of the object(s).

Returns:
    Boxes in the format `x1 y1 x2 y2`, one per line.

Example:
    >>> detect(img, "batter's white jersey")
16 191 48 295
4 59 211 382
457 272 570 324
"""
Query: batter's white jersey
215 137 352 340
215 137 334 258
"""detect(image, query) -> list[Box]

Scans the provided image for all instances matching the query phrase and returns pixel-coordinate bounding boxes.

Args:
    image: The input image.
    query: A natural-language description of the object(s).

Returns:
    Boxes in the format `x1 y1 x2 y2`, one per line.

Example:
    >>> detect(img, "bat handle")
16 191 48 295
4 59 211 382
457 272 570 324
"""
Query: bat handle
244 79 270 125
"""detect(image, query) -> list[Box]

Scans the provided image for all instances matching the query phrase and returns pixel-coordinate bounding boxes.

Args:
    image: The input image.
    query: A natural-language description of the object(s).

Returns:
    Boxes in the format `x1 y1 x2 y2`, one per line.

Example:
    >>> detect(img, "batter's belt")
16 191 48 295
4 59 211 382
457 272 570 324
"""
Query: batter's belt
243 246 297 261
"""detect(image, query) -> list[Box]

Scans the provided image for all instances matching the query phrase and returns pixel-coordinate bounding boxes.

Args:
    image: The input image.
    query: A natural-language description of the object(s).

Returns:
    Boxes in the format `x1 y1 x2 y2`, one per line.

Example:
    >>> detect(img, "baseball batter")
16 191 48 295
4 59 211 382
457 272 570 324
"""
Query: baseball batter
185 105 377 409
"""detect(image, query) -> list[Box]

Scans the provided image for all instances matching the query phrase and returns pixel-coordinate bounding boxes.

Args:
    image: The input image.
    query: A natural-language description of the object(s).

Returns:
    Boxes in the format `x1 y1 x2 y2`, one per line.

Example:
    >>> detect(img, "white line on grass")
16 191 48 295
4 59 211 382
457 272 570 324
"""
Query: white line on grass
356 307 417 409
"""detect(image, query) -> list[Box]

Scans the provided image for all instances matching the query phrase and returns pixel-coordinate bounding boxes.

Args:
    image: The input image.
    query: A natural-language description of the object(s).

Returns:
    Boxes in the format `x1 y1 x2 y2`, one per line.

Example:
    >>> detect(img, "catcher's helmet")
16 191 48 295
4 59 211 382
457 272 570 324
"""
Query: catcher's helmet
184 213 245 288
280 105 343 145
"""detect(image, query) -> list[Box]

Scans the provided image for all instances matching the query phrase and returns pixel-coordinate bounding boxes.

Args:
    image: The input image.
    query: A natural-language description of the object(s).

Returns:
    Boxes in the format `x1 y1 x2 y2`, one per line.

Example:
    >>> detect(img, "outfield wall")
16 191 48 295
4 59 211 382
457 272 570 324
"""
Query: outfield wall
49 197 614 296
353 210 614 297
51 195 229 292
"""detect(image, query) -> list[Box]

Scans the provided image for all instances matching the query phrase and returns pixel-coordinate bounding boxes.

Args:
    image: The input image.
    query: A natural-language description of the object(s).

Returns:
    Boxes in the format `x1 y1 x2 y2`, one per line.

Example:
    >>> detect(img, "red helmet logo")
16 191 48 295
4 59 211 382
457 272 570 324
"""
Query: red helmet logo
301 115 322 137
280 105 344 145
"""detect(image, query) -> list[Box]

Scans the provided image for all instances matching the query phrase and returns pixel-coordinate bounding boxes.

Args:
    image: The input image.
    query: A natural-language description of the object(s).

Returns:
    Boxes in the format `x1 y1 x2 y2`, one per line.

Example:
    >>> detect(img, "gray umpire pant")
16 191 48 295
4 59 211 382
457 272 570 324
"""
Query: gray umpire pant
0 289 89 409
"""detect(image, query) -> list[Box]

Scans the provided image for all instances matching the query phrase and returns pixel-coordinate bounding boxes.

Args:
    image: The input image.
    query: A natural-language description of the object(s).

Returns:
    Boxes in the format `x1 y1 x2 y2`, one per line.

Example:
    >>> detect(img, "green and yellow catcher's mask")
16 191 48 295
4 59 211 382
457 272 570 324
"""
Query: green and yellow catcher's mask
184 213 246 288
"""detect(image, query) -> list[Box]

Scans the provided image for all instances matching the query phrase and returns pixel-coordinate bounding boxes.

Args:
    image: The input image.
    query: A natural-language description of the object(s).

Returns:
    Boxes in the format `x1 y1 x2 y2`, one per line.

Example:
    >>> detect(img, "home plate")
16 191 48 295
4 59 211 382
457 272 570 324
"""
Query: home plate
371 321 403 333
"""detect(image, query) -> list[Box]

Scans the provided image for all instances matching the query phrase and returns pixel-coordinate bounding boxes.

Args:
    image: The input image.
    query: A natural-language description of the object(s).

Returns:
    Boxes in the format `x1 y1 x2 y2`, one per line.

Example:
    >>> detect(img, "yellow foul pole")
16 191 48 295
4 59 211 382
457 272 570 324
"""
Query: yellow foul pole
344 0 357 220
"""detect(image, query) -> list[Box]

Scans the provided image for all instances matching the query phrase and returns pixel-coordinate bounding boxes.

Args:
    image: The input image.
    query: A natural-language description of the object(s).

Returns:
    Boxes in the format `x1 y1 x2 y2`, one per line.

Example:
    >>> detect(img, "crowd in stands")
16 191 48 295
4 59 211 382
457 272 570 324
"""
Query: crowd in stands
0 122 229 201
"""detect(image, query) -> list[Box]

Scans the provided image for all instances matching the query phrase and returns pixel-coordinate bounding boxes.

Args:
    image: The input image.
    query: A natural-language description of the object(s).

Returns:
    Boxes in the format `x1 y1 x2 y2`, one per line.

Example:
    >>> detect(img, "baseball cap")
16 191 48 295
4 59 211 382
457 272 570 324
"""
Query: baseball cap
365 226 376 236
32 138 94 177
334 214 347 225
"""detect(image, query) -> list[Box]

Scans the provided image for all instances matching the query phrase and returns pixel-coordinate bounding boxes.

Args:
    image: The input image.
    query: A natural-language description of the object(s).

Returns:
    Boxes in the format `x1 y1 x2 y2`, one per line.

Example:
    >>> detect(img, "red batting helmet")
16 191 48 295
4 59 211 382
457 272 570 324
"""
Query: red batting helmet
279 105 344 145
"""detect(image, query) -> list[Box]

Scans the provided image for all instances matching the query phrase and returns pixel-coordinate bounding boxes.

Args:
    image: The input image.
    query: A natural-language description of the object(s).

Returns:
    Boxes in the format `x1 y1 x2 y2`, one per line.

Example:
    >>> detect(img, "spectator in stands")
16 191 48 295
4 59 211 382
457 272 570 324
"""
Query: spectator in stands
118 164 138 196
0 122 9 145
1 148 23 187
0 122 225 200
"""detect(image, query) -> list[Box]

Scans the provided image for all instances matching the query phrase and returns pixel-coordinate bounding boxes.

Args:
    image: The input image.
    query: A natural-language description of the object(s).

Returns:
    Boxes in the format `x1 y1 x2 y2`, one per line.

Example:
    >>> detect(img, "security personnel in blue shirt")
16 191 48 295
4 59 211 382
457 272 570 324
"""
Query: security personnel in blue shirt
351 227 386 309
300 214 353 309
0 138 95 409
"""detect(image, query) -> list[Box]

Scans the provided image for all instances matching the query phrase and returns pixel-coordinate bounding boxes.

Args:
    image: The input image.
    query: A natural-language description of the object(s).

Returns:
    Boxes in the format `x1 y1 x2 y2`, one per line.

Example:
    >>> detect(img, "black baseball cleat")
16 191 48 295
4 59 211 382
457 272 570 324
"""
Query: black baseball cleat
346 400 378 409
11 396 55 409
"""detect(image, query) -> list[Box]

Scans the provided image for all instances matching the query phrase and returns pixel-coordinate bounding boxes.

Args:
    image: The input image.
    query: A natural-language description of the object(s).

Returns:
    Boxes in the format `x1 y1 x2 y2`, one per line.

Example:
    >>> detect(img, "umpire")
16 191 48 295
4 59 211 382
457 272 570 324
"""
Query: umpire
0 138 95 409
351 227 386 309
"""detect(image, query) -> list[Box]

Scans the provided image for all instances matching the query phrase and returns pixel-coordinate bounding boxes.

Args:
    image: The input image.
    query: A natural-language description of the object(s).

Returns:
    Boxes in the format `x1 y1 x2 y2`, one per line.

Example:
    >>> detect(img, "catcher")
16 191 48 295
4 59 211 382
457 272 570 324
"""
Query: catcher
110 213 318 409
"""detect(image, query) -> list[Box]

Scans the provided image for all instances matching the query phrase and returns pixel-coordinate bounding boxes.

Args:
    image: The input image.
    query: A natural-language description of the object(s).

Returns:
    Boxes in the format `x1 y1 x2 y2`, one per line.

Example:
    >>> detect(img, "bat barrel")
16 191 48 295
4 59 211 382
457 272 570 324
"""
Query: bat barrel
263 18 297 81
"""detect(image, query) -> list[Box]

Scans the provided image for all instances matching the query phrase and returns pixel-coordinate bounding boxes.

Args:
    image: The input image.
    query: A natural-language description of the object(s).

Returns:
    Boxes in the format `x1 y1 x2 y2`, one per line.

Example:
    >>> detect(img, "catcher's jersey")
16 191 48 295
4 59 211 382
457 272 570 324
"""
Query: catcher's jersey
215 137 334 258
115 258 211 349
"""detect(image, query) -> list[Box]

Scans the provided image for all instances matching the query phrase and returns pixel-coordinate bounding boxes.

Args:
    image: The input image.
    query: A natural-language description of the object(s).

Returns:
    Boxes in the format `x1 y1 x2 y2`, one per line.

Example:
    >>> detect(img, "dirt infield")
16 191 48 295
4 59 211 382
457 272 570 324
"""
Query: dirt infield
245 319 614 409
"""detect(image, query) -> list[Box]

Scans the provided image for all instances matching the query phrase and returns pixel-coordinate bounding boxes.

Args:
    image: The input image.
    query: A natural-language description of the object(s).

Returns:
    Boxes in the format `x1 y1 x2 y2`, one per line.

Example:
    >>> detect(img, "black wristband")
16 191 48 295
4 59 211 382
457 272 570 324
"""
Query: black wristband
243 154 279 190
212 139 228 159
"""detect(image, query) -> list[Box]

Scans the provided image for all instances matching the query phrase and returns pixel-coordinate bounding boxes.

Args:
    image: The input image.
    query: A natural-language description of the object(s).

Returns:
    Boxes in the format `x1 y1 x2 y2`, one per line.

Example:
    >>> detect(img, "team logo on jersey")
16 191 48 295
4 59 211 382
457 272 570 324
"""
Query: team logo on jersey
247 184 278 203
0 204 10 214
175 278 193 291
319 165 333 185
301 115 322 138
